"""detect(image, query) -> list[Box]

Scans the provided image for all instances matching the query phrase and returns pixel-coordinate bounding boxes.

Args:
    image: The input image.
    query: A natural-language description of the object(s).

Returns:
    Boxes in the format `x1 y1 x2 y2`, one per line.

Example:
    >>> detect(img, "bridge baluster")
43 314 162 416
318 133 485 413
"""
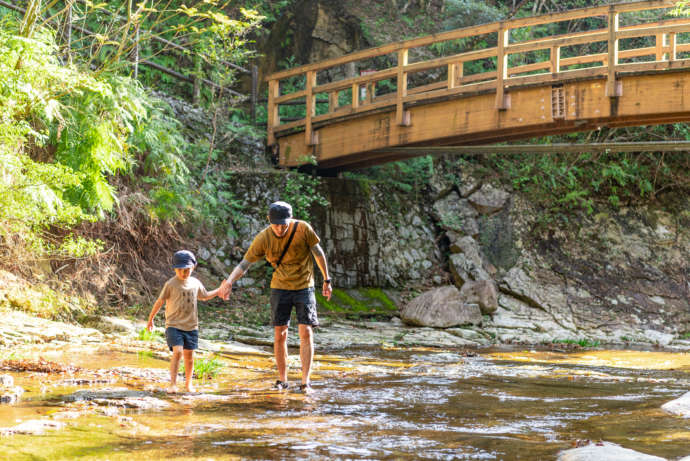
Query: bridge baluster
496 22 510 110
305 70 317 146
267 79 279 146
396 49 410 126
607 7 621 97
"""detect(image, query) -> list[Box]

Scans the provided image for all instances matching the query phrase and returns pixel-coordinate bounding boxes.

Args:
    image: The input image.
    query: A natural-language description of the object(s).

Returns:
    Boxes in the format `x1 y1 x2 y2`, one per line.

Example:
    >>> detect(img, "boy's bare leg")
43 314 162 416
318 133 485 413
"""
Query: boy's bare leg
183 349 194 392
168 346 183 393
298 324 314 385
274 326 289 382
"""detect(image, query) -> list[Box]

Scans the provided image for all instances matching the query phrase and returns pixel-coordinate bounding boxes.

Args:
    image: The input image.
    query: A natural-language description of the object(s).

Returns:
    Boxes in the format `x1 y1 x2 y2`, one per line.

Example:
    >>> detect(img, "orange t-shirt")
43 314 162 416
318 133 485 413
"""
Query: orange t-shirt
243 220 320 290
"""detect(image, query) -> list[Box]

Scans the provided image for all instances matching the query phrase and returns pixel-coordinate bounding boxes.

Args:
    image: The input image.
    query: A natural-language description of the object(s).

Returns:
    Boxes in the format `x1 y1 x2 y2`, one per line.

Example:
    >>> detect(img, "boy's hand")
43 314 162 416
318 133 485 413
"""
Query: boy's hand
220 280 233 300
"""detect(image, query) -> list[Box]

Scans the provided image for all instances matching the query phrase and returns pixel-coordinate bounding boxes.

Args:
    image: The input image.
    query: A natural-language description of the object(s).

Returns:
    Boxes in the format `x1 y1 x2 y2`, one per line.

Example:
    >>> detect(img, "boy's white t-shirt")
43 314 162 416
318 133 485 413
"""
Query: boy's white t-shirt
156 276 208 331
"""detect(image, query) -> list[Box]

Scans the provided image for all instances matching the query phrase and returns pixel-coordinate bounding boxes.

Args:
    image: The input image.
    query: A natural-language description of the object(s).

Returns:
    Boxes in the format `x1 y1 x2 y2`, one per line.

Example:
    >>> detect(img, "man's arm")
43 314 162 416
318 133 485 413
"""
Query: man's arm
220 259 253 300
311 243 332 301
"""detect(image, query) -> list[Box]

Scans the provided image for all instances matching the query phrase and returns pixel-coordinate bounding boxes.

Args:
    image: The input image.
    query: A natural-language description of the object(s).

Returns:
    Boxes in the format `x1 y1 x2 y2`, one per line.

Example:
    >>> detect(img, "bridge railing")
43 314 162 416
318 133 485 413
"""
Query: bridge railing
266 0 690 147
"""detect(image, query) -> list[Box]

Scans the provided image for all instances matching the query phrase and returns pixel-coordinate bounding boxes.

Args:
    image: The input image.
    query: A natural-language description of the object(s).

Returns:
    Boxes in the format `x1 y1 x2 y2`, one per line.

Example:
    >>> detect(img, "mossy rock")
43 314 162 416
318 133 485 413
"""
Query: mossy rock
316 287 399 319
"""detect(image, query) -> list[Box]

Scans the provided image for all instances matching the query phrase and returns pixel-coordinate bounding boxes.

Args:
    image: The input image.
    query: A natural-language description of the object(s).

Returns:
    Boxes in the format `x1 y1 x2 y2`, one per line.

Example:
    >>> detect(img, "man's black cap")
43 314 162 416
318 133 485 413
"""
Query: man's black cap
268 201 292 225
172 250 196 269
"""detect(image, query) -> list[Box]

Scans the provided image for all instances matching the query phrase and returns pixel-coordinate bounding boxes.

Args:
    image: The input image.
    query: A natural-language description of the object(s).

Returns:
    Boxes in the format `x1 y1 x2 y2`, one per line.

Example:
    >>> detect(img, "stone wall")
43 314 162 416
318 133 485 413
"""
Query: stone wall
198 171 441 289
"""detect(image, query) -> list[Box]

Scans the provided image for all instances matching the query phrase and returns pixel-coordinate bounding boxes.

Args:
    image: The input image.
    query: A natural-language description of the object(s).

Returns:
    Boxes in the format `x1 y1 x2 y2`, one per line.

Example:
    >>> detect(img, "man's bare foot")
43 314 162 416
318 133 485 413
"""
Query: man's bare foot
185 385 195 393
166 385 177 394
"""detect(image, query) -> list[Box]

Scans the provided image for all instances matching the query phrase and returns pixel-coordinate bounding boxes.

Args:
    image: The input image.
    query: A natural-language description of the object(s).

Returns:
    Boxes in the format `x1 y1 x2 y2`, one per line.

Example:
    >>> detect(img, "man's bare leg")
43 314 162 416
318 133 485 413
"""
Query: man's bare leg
274 326 289 383
183 349 194 392
168 346 183 393
298 324 314 385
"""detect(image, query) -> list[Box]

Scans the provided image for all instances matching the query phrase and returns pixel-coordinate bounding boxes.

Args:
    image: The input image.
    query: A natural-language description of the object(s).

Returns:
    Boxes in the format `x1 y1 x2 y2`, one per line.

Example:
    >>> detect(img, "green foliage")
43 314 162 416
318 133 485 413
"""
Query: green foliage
553 338 601 348
282 172 329 221
483 152 688 218
137 328 162 341
344 156 434 194
191 355 224 381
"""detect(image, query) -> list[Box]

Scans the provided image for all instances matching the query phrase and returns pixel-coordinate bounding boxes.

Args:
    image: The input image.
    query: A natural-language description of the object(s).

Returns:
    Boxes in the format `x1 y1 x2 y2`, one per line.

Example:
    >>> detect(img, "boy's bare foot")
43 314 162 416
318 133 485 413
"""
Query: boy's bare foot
166 385 177 394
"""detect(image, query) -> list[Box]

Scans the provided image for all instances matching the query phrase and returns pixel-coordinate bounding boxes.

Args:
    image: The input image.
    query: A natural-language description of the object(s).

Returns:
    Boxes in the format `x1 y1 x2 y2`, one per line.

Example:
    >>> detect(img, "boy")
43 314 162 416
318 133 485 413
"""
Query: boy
147 250 220 393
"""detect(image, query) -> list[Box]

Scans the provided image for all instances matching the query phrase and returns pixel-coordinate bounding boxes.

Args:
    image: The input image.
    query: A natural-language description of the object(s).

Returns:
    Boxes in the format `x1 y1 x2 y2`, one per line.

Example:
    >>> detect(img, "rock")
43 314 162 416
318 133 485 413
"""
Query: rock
557 441 666 461
400 286 482 328
1 419 65 435
459 280 498 314
0 387 24 404
67 388 170 410
468 183 510 214
661 391 690 417
433 193 480 237
449 237 491 286
0 375 14 387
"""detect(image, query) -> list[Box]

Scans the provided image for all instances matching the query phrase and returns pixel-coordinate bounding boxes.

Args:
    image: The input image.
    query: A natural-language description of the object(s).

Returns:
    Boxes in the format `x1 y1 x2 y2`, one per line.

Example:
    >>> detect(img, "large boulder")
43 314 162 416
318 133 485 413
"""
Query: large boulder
433 192 479 237
449 236 491 285
400 286 482 328
558 441 666 461
468 183 510 215
661 391 690 417
459 280 498 314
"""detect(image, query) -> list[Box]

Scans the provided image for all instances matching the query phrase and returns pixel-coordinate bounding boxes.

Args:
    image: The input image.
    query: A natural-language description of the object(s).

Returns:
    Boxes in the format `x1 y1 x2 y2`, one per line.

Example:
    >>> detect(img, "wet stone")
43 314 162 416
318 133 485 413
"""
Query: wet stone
0 419 65 436
661 391 690 417
66 387 170 410
558 441 666 461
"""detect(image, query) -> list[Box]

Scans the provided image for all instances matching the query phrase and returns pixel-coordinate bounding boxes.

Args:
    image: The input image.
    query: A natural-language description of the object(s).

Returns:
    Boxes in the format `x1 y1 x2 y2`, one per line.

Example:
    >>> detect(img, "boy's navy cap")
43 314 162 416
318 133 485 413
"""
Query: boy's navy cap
172 250 196 269
268 201 292 225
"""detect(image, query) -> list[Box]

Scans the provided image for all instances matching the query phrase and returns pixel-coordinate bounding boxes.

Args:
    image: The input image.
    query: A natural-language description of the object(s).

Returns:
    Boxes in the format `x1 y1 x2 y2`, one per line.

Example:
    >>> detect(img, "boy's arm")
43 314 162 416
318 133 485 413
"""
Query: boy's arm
198 287 219 301
146 297 165 331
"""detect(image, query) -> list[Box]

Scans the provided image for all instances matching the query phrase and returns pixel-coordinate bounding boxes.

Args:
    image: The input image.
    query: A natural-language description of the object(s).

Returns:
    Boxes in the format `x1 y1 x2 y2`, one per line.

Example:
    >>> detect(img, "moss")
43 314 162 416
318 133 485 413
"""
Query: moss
316 288 398 318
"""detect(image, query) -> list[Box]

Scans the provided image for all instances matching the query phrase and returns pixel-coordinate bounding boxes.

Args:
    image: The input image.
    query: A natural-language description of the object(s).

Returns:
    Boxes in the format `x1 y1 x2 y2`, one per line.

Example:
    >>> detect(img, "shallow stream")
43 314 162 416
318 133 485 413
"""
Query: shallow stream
2 345 689 460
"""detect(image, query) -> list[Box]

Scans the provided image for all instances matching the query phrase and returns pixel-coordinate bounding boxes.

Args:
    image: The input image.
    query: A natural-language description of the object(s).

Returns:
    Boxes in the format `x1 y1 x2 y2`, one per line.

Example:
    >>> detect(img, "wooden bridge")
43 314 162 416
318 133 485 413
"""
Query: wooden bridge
266 0 690 171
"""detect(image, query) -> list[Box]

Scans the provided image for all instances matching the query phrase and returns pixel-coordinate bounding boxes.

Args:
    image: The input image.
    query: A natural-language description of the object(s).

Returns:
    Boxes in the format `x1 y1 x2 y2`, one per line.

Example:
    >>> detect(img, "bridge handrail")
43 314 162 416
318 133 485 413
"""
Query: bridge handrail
266 0 686 145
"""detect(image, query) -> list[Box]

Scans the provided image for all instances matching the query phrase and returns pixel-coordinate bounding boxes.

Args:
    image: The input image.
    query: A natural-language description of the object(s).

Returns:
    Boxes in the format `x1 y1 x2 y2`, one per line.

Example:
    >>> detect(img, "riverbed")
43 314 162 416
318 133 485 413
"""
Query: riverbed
1 338 689 460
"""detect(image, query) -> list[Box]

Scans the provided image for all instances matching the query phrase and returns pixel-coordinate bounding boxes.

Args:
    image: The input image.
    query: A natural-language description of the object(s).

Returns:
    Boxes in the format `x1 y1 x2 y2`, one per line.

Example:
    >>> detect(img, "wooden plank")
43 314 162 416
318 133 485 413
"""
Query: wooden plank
313 68 397 95
275 90 307 104
508 61 551 77
508 30 608 55
403 48 496 74
396 49 409 126
560 53 606 67
371 141 690 155
657 34 667 61
305 70 316 145
496 23 509 110
551 46 560 73
607 8 620 97
267 79 280 146
403 81 497 104
615 57 690 73
617 23 690 40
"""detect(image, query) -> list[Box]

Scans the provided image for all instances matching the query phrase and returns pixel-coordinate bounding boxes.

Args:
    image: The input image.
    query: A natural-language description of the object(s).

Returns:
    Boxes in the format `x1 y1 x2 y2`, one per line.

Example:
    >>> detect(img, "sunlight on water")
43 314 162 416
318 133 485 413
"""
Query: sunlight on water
1 346 689 460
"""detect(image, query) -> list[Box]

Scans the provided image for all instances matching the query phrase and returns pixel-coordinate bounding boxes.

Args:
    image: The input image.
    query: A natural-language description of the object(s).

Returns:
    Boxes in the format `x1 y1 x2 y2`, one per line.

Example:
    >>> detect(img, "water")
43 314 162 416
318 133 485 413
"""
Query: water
1 345 689 460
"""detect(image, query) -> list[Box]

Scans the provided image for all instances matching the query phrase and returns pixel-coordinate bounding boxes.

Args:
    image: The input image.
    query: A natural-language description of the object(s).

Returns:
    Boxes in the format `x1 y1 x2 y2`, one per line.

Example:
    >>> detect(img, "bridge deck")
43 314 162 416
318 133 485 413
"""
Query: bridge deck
265 0 690 170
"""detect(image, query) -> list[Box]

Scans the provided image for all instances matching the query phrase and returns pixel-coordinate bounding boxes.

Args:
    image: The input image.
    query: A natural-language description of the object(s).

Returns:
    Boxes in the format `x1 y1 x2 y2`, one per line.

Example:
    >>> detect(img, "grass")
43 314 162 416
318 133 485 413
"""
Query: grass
137 328 163 341
182 355 224 381
553 338 601 348
681 332 690 340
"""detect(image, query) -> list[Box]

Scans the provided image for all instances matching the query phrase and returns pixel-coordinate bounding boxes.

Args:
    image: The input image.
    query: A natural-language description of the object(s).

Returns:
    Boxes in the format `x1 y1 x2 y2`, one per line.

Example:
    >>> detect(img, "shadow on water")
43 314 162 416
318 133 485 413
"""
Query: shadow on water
2 346 689 460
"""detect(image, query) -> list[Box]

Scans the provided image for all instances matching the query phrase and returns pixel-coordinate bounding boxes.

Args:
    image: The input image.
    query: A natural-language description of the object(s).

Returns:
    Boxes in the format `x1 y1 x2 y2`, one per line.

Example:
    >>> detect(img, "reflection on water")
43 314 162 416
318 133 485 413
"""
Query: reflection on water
2 346 690 460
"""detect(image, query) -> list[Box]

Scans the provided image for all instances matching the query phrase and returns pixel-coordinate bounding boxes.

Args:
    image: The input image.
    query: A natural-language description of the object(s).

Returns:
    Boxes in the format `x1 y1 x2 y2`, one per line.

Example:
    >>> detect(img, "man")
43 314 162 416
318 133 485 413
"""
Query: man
220 201 332 391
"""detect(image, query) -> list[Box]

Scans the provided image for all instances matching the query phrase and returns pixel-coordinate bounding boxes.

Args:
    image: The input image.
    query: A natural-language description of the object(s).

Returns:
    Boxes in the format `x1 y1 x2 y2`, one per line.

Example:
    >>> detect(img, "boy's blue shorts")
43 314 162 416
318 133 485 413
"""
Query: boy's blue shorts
165 327 198 351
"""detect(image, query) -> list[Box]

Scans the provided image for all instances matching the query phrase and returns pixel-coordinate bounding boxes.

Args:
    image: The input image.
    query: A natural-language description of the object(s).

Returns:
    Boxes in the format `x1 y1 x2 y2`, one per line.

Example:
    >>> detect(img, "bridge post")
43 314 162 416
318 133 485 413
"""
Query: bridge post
496 22 510 110
550 46 560 74
305 70 317 145
396 48 410 126
670 32 678 60
607 6 621 97
267 79 279 146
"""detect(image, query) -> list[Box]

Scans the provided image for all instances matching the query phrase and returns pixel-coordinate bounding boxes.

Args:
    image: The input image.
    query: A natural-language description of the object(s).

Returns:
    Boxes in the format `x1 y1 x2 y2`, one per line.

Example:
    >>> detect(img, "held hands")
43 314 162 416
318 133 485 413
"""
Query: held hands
219 279 233 300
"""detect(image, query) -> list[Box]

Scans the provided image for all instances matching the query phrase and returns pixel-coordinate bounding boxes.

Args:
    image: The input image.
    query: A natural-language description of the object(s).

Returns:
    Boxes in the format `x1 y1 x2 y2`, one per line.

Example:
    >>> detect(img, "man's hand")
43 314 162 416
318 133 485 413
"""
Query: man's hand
322 281 332 301
146 319 154 332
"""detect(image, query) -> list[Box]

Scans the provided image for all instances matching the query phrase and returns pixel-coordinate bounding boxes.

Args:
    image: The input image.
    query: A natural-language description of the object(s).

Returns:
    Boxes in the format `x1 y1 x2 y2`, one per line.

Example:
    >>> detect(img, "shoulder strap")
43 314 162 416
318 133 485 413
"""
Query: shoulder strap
275 221 299 268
